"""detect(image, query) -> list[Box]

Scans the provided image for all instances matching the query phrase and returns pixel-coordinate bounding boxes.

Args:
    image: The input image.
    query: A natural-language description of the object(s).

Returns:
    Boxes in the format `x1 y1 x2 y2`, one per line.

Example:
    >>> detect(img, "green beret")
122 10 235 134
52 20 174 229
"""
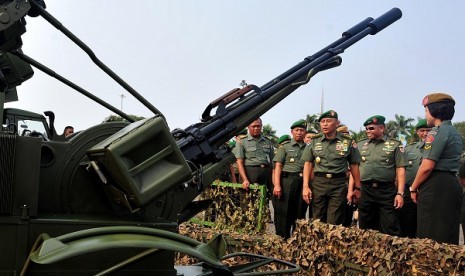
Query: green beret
363 115 385 126
291 119 306 129
415 119 429 129
422 92 455 107
319 110 338 121
277 134 291 145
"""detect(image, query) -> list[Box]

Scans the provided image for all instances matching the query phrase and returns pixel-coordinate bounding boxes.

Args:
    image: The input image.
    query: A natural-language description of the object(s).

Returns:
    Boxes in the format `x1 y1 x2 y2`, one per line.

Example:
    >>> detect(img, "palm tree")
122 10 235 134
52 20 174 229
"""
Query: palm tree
385 114 415 140
305 114 320 133
350 128 367 142
262 124 278 144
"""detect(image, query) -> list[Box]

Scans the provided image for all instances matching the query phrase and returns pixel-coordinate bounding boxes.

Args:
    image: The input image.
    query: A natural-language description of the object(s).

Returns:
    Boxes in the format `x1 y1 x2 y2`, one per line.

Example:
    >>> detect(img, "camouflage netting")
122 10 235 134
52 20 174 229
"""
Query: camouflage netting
193 182 271 233
176 220 465 275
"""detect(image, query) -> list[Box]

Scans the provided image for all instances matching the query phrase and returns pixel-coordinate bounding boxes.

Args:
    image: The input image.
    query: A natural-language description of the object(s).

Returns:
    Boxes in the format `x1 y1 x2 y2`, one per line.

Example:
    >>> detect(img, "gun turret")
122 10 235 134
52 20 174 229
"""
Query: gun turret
0 1 402 274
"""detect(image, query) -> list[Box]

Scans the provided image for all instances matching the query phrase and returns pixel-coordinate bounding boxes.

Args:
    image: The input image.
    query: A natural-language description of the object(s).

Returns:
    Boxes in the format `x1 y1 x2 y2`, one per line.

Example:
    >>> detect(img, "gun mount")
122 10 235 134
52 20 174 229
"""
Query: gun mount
0 1 402 275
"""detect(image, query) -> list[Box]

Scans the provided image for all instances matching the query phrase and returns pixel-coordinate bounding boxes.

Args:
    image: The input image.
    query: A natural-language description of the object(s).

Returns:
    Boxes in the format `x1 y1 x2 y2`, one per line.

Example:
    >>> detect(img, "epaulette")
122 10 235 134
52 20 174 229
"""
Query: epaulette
280 140 290 145
341 133 353 139
310 133 323 139
237 134 247 140
407 141 417 146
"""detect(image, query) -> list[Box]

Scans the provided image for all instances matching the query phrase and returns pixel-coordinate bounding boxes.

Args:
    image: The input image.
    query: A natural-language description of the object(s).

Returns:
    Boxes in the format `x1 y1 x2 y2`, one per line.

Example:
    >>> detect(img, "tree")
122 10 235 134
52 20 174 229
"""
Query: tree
453 121 465 151
103 114 145 123
262 123 278 145
350 128 367 142
385 114 415 141
305 114 320 133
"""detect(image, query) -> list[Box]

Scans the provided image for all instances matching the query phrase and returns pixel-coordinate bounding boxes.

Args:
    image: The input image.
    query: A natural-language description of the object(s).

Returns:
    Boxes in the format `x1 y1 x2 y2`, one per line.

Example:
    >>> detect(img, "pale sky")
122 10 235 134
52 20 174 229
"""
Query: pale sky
8 1 465 137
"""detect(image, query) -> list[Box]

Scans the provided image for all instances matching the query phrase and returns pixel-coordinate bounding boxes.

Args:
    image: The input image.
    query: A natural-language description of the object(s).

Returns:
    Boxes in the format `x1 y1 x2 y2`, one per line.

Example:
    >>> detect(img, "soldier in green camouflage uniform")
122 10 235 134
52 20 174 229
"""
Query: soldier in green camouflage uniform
273 120 307 238
400 119 430 238
301 110 362 225
235 118 274 193
410 93 463 244
355 115 406 236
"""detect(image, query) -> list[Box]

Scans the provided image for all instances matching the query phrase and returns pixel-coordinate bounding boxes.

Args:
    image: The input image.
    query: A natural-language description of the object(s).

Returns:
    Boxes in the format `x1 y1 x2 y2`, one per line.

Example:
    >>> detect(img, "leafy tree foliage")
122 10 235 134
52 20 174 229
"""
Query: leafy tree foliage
262 123 278 145
453 121 465 150
385 114 415 140
103 114 145 123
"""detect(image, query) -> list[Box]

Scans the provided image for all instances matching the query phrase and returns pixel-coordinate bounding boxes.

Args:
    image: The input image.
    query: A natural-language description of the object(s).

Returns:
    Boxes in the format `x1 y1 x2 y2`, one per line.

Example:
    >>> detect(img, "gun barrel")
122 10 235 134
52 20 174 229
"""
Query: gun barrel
194 8 402 153
369 8 403 35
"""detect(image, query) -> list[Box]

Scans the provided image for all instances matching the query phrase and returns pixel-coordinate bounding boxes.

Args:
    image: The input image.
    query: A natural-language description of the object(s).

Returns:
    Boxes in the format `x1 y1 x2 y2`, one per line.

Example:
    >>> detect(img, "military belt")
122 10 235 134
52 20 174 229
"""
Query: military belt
314 172 346 179
361 180 393 188
246 164 270 168
282 172 303 178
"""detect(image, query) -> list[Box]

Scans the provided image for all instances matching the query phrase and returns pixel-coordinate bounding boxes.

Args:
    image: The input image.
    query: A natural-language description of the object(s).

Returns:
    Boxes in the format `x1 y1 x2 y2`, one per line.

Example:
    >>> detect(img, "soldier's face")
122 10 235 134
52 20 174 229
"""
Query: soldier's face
319 118 338 135
416 128 431 140
304 133 312 143
291 127 306 142
365 124 384 139
425 106 435 126
248 120 262 138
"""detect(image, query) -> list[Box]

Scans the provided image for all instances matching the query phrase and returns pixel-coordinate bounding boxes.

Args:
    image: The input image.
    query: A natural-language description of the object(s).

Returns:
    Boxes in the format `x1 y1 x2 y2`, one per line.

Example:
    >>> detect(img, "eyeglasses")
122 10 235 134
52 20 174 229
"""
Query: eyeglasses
365 127 376 131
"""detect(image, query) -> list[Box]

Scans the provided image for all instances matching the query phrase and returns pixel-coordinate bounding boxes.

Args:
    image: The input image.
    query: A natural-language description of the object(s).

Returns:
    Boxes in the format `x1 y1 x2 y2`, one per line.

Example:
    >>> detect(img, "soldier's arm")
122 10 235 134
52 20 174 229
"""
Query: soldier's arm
302 161 314 204
236 158 250 189
394 166 405 209
348 164 362 203
274 162 283 198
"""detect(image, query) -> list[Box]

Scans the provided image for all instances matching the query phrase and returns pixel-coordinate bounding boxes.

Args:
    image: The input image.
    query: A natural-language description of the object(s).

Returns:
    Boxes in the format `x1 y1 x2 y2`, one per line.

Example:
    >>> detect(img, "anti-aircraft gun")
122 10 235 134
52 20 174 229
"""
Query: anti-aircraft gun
0 1 402 275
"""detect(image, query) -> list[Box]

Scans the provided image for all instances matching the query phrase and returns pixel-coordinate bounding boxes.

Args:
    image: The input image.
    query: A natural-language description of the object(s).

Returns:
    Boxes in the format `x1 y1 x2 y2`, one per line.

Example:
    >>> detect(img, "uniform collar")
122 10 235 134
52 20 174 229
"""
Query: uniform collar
439 120 452 127
247 133 265 141
291 138 305 146
368 135 387 143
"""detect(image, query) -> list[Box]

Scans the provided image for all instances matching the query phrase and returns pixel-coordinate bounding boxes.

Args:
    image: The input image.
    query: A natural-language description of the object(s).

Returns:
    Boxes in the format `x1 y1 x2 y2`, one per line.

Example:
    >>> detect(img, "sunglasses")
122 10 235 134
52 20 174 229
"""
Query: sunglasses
365 126 377 131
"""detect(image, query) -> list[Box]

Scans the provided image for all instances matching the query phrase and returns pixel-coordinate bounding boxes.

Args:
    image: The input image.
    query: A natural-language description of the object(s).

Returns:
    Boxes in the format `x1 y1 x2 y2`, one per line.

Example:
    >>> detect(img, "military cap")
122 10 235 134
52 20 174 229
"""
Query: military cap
319 110 338 121
422 92 455 107
363 115 385 126
290 119 307 129
277 134 291 145
415 119 429 130
336 125 349 133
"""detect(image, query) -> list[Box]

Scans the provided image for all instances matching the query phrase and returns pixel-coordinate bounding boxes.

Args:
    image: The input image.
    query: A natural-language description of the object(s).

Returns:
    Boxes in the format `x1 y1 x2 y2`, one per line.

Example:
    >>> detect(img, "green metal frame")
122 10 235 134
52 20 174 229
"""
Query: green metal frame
190 181 267 232
23 226 299 275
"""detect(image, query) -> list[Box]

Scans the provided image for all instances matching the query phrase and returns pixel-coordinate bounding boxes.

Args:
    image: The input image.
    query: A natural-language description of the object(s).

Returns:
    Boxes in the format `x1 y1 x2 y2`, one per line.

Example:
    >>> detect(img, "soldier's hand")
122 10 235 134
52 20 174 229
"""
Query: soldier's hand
302 186 312 204
394 194 404 209
242 180 250 190
273 185 282 199
411 192 418 204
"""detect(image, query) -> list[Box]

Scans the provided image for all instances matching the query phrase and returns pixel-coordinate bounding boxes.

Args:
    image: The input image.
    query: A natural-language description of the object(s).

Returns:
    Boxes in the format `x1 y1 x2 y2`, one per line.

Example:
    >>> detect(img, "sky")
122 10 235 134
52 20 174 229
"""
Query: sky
7 0 465 137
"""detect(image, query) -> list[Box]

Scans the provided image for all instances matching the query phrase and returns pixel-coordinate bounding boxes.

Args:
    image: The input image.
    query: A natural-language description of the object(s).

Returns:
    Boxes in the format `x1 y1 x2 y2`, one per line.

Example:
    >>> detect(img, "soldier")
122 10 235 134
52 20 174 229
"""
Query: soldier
235 118 274 194
410 93 463 244
352 115 406 236
273 120 307 238
301 110 362 225
400 119 431 238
